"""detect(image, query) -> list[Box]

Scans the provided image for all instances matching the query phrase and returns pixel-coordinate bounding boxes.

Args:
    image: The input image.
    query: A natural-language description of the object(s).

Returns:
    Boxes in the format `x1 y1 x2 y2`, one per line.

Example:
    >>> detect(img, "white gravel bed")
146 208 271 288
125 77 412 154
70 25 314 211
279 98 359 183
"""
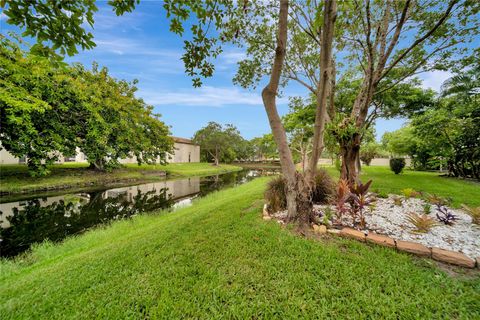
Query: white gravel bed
314 195 480 259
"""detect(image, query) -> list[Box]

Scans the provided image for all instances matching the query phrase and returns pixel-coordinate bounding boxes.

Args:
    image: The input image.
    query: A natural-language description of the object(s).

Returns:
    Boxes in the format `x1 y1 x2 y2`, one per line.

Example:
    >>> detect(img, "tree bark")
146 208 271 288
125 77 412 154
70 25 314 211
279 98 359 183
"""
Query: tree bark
340 133 361 184
261 0 312 225
307 0 337 178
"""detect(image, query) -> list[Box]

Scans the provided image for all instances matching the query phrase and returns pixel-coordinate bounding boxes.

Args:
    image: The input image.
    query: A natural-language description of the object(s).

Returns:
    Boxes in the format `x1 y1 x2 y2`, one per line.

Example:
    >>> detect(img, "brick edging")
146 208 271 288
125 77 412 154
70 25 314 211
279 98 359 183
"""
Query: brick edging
338 227 478 269
261 208 479 269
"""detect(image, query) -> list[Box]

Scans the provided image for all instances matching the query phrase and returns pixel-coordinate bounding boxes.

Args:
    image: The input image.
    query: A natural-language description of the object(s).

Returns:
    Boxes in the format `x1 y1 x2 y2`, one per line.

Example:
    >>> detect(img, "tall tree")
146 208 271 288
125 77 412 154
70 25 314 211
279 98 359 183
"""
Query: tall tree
336 0 479 183
192 122 243 166
0 37 173 174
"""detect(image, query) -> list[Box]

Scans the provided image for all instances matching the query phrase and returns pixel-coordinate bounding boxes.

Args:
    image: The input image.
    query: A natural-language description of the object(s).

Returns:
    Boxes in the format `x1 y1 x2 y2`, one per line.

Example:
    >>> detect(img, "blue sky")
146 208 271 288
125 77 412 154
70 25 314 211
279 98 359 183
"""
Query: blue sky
0 2 452 141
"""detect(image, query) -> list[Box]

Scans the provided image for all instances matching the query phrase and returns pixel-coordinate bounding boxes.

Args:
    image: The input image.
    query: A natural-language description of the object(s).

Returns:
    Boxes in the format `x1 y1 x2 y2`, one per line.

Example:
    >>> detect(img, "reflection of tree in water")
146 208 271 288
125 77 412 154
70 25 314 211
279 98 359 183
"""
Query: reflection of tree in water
198 169 278 196
0 188 174 257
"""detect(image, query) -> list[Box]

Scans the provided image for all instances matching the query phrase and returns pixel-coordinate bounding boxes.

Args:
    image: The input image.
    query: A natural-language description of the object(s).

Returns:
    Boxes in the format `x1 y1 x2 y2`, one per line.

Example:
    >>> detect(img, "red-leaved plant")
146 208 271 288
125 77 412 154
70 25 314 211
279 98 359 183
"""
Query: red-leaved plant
348 180 374 229
335 179 374 229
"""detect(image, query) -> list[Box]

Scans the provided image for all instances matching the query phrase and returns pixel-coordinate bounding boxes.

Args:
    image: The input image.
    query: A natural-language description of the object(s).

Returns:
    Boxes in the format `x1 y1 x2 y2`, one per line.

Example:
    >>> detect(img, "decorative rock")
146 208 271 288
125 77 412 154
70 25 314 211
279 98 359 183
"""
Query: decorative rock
262 215 272 221
340 228 366 242
396 240 431 257
262 204 269 217
366 233 396 248
313 224 327 234
327 229 341 235
431 247 476 268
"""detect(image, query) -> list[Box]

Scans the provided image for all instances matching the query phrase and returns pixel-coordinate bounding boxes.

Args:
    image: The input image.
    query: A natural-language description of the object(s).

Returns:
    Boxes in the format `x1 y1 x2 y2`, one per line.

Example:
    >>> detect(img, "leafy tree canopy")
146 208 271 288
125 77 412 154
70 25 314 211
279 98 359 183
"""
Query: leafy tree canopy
0 35 173 175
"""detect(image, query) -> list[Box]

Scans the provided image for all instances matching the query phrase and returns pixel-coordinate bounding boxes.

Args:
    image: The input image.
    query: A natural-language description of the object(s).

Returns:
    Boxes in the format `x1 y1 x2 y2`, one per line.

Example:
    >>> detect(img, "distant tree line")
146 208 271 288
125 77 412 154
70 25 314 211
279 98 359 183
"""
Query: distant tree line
0 36 173 176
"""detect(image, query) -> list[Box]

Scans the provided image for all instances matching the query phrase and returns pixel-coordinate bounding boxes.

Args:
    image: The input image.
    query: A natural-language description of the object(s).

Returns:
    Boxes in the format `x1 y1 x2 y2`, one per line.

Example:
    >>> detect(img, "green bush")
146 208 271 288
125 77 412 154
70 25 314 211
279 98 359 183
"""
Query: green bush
390 158 406 174
265 170 335 213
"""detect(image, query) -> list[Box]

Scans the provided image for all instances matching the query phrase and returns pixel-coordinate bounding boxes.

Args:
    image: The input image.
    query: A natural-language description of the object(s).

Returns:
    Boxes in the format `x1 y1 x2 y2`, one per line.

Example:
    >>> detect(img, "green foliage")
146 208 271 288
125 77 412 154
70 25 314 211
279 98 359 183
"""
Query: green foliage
250 134 278 161
373 189 388 199
423 203 432 215
390 158 406 175
193 122 246 164
1 0 230 87
0 37 173 174
360 142 379 166
334 158 342 172
401 188 420 198
322 207 334 225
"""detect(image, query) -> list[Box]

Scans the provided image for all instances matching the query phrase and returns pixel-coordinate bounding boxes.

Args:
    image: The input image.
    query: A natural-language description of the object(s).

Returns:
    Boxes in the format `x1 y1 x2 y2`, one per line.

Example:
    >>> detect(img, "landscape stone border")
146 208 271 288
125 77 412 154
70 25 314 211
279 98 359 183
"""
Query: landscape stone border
338 227 478 269
262 205 479 269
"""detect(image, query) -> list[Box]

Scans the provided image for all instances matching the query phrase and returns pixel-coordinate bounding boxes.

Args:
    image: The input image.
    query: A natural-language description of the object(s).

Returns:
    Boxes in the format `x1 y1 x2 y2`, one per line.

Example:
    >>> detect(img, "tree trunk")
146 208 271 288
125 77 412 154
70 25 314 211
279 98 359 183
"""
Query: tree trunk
214 146 219 166
340 133 361 185
261 0 313 225
307 0 337 178
89 159 105 171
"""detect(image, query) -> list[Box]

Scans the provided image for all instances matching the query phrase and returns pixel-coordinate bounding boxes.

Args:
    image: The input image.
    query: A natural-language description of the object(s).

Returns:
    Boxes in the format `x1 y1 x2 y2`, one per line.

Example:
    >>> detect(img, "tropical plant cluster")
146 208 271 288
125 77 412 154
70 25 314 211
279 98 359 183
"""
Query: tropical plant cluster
0 36 173 176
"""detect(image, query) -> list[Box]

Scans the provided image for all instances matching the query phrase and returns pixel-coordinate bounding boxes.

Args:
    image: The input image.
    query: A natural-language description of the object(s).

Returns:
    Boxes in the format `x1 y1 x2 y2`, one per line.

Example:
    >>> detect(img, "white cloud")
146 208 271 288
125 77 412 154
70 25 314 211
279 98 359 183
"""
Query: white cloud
419 70 452 93
139 86 274 107
221 50 246 65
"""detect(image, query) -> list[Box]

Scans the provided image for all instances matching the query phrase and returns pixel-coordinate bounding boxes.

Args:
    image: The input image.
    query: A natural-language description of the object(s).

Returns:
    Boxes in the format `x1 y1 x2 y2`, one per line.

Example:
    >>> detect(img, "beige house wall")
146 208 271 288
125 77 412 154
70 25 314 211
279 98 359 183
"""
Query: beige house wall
169 142 200 163
0 140 200 165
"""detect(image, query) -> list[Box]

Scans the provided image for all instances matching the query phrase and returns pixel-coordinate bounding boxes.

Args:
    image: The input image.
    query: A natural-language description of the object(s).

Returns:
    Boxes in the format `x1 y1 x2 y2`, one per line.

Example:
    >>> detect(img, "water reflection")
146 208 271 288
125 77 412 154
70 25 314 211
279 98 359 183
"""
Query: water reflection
0 169 277 257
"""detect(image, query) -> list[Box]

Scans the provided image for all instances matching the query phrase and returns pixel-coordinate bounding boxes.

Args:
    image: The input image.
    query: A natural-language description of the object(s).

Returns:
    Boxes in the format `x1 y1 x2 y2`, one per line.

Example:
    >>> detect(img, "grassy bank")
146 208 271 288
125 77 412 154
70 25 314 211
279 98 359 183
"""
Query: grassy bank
0 163 242 195
322 166 480 207
1 178 479 319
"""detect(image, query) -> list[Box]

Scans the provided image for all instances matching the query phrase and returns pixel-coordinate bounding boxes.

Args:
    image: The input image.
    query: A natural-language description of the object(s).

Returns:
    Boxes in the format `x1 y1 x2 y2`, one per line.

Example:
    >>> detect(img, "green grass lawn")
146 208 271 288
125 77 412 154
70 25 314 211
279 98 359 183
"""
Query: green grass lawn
1 178 478 319
0 163 242 194
322 166 480 207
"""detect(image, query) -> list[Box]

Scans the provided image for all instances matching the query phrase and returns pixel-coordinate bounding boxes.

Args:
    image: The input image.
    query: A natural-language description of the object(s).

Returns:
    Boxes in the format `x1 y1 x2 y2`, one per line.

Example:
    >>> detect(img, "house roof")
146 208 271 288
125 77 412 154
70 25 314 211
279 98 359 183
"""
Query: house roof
171 136 198 145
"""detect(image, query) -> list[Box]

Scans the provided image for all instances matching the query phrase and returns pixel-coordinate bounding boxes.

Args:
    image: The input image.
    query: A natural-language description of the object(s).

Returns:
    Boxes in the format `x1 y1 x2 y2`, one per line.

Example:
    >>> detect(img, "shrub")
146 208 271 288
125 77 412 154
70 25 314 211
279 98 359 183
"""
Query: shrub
373 189 388 199
461 205 480 224
406 212 437 233
264 176 287 213
264 170 335 213
401 188 420 198
312 169 335 204
390 158 406 174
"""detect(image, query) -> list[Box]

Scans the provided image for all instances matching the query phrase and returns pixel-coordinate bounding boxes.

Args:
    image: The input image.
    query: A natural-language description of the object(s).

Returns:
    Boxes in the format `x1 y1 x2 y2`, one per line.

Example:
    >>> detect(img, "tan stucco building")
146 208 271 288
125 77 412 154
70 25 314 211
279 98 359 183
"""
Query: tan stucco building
0 137 200 165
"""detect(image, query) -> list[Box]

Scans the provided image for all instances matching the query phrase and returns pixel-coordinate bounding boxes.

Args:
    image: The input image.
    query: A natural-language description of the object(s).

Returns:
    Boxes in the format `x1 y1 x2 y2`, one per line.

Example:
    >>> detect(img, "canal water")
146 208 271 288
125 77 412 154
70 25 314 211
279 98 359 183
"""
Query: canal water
0 169 277 258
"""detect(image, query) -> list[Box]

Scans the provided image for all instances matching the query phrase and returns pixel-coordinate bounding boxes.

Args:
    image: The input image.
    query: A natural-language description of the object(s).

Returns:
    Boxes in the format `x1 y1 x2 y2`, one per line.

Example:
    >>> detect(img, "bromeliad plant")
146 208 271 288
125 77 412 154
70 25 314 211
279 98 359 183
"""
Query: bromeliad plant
406 212 437 233
461 205 480 224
